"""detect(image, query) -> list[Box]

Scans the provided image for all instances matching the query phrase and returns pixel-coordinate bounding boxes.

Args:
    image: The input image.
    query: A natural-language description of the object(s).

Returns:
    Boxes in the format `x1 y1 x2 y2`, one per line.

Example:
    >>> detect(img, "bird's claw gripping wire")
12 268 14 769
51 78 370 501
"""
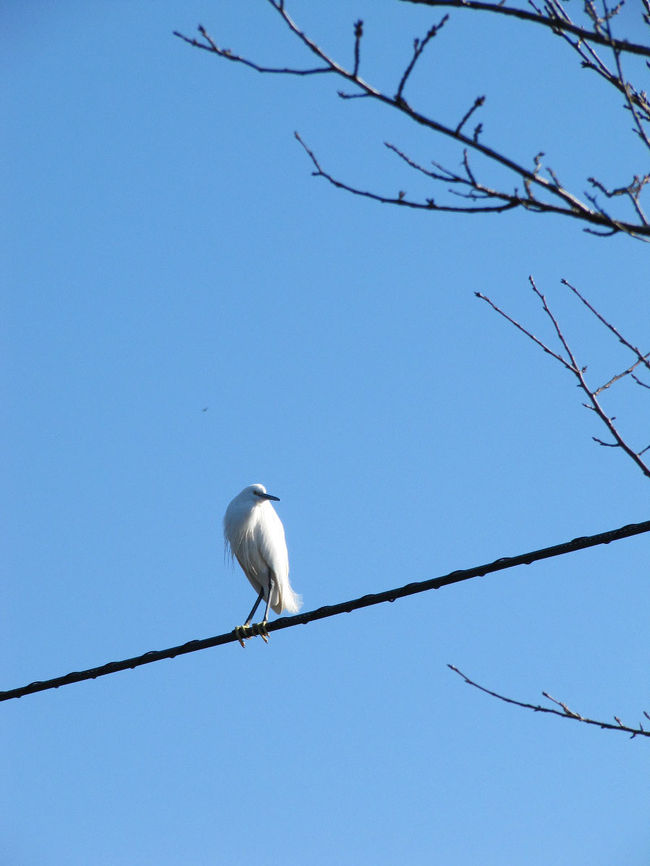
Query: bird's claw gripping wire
234 621 270 647
250 621 270 644
234 625 249 648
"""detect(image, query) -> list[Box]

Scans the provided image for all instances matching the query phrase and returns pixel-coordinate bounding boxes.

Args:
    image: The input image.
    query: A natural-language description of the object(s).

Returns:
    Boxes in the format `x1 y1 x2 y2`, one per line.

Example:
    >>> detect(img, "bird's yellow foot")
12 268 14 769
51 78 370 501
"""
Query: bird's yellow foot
234 625 249 648
249 621 270 643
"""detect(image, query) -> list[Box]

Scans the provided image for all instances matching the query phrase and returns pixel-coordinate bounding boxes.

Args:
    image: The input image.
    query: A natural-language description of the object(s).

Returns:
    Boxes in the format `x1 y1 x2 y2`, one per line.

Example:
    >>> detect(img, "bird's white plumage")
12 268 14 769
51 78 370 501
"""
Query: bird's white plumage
224 484 301 617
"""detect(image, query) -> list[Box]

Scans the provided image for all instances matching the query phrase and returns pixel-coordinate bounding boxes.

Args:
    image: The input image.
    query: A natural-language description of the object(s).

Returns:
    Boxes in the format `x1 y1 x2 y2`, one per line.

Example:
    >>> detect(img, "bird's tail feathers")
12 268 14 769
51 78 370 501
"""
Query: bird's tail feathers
272 582 302 616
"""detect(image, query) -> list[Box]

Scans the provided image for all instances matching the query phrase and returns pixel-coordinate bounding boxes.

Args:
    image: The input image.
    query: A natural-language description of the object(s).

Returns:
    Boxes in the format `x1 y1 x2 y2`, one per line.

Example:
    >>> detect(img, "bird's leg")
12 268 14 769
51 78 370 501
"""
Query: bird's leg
244 589 264 626
257 574 274 644
262 573 274 623
235 589 264 647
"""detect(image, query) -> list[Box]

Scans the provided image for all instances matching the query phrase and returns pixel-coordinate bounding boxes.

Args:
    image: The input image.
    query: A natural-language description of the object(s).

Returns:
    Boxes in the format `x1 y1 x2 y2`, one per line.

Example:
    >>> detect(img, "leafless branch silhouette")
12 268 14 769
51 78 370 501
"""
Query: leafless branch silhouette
174 0 650 238
476 278 650 478
449 665 650 738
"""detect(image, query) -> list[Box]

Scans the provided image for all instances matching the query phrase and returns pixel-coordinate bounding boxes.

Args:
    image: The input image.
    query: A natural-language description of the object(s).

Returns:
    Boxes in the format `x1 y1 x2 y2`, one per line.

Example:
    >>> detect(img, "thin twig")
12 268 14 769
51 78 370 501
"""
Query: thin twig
353 20 363 77
449 665 650 738
455 95 485 135
475 291 572 368
589 176 650 227
561 279 650 372
528 276 581 371
601 0 650 149
396 16 449 102
172 26 331 76
296 133 518 213
595 354 650 395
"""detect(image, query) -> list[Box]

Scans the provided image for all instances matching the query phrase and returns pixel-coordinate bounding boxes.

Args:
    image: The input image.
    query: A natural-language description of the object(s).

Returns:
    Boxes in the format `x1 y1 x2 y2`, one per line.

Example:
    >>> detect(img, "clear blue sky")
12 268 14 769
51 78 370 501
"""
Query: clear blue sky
3 3 649 864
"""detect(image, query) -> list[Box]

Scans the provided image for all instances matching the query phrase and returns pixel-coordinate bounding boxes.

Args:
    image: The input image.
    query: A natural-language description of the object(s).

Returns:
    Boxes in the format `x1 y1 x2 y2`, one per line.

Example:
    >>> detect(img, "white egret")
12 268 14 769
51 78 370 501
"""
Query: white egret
224 483 301 644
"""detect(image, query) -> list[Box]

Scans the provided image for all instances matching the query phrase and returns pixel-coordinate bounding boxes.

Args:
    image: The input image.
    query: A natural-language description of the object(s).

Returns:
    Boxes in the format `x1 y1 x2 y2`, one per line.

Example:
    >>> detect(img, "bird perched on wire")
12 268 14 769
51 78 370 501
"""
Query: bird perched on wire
224 483 302 645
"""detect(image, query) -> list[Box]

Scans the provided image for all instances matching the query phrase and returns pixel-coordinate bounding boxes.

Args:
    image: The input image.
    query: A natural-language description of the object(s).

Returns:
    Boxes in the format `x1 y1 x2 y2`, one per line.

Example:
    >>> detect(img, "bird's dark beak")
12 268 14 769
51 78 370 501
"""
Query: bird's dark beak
262 493 280 501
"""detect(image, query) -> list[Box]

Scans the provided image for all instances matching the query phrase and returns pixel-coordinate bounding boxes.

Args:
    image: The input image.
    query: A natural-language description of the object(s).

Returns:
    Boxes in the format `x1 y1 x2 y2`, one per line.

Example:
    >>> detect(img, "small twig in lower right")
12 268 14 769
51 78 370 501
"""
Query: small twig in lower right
448 665 649 738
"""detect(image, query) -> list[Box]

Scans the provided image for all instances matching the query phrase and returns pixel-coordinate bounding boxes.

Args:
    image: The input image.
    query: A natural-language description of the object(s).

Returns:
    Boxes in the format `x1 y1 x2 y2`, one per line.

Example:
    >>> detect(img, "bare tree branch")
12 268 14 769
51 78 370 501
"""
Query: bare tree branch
632 374 650 390
530 0 650 126
174 0 650 238
600 0 650 149
595 353 650 395
588 176 650 230
449 665 650 738
172 24 331 76
476 278 650 478
474 289 573 369
295 133 519 214
561 279 650 374
401 0 650 58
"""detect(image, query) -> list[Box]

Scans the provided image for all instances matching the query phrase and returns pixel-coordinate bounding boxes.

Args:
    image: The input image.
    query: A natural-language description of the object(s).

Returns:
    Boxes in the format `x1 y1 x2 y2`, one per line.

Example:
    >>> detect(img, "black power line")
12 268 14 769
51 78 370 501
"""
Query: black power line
2 518 648 704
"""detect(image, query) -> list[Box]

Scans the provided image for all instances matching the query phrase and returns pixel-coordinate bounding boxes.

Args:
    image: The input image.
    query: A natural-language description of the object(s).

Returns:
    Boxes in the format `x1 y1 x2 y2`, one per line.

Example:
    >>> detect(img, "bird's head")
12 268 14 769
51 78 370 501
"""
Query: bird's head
244 483 280 503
